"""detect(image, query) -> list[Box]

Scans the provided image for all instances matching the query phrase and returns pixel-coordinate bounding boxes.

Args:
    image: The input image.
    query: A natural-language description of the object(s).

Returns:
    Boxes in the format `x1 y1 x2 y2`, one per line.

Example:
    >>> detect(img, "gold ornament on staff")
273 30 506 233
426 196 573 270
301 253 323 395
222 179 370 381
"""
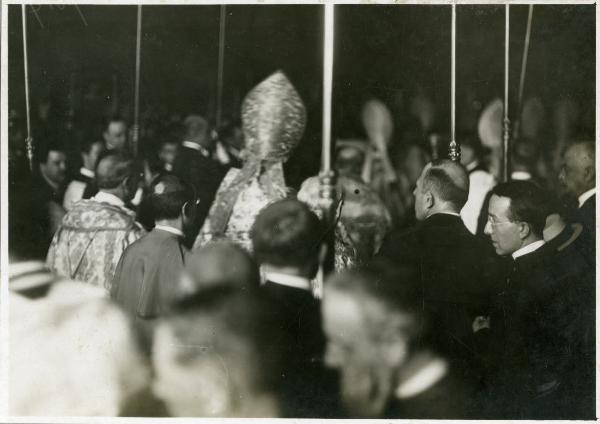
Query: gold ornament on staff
22 5 34 172
448 3 460 162
502 3 511 182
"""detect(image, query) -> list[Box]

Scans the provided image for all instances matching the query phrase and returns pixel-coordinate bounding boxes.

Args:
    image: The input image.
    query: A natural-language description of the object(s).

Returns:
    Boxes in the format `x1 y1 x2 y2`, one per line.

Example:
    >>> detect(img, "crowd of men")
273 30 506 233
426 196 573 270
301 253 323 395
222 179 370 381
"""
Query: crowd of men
8 71 596 419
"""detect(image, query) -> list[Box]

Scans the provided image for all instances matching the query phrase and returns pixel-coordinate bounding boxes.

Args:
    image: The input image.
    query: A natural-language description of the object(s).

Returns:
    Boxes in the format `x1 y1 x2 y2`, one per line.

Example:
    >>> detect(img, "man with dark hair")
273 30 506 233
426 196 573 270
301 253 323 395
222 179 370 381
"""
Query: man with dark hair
323 262 476 418
111 174 198 327
377 159 499 389
250 198 336 417
63 139 105 211
483 180 586 418
46 153 145 292
28 138 69 258
103 116 128 153
152 288 282 417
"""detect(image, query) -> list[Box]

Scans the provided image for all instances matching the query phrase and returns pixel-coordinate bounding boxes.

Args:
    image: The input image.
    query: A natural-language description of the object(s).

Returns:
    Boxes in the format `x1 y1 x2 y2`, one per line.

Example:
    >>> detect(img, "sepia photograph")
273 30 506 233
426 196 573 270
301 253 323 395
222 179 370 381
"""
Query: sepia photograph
2 0 596 420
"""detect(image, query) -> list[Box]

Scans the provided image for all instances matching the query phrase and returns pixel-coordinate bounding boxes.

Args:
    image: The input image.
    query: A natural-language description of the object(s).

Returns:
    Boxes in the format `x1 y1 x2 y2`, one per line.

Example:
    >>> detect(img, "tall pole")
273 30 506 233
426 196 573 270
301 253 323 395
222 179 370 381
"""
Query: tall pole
132 5 142 158
216 5 227 129
502 3 511 181
513 4 534 141
21 5 33 172
448 3 460 162
319 2 336 278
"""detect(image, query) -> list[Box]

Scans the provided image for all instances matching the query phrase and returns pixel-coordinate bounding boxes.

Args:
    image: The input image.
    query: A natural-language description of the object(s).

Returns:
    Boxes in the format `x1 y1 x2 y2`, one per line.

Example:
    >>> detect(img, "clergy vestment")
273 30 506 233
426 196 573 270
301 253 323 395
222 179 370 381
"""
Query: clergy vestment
46 192 145 293
111 226 187 322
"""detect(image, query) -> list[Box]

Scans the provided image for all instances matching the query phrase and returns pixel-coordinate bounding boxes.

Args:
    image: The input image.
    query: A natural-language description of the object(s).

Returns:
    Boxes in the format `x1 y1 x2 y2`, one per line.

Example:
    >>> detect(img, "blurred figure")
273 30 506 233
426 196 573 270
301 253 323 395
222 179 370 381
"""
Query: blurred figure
334 139 366 180
196 72 306 251
459 132 496 234
483 181 582 418
30 138 69 257
251 199 338 417
63 139 105 211
323 264 475 418
215 119 244 168
46 153 145 292
103 116 128 153
559 141 595 241
9 260 151 416
180 241 260 295
111 175 198 329
152 289 281 417
378 159 499 387
157 139 179 174
173 114 227 243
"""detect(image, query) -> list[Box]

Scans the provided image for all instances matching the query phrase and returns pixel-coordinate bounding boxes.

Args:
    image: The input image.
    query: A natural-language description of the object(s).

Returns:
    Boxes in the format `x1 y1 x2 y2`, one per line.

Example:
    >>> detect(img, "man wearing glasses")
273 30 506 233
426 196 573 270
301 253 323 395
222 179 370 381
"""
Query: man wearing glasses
483 181 586 419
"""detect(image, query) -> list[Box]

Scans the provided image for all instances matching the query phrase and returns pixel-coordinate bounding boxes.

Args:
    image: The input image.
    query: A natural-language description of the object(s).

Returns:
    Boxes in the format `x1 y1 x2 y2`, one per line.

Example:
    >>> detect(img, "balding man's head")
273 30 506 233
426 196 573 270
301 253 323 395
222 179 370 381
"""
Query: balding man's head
414 159 469 220
96 153 134 189
178 242 260 297
560 141 595 197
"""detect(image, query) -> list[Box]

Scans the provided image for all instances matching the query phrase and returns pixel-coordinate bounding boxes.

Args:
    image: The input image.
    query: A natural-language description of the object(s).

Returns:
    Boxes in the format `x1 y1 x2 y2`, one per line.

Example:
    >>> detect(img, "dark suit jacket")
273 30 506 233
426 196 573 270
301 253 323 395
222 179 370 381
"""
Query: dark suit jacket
172 145 227 244
488 240 594 419
260 281 339 418
578 193 595 246
377 213 501 383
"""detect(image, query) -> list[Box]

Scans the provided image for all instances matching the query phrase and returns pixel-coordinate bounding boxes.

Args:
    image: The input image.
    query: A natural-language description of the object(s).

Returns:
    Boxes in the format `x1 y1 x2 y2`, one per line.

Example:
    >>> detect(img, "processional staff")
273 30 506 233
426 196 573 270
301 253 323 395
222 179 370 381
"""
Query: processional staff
448 3 460 162
502 3 510 182
216 5 227 129
513 5 534 144
21 5 33 172
319 2 337 274
132 5 143 158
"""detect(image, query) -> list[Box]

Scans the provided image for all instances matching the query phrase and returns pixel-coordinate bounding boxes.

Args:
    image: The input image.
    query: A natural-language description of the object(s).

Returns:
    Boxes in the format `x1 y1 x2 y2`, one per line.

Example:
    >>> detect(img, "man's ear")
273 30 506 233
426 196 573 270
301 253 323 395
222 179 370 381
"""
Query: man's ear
518 222 531 240
583 165 595 186
424 191 434 210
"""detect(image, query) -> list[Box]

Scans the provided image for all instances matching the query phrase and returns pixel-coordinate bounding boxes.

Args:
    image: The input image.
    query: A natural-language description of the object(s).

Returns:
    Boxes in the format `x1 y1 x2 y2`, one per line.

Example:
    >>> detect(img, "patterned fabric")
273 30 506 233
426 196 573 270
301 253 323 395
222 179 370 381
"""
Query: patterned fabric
194 166 288 252
198 71 306 249
46 199 145 293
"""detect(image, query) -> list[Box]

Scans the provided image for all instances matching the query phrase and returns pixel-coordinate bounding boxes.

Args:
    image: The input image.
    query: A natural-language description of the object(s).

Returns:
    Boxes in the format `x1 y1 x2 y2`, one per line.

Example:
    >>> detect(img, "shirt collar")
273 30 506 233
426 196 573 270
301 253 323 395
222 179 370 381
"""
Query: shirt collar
511 171 532 181
578 187 595 208
264 271 311 291
80 167 95 179
92 191 125 208
465 160 479 172
182 141 211 157
40 171 60 191
154 224 184 237
512 239 545 260
395 358 448 399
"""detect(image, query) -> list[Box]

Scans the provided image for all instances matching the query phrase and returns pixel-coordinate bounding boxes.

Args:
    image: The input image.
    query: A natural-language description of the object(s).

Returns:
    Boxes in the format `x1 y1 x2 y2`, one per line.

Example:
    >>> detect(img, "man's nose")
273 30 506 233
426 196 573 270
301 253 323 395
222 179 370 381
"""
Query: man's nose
484 220 492 235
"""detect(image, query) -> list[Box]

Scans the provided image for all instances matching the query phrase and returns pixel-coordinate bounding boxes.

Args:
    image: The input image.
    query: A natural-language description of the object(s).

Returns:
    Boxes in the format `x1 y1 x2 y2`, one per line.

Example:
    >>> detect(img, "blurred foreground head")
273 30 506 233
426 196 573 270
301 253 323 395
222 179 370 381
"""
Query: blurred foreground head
152 288 281 417
559 141 595 198
178 241 260 299
322 262 424 418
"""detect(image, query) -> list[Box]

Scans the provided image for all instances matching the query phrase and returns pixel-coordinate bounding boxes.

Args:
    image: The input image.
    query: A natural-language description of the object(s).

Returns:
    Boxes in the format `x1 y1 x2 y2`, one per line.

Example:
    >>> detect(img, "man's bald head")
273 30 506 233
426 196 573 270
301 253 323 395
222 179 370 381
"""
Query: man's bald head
95 153 135 189
414 159 469 219
179 242 260 297
560 141 595 197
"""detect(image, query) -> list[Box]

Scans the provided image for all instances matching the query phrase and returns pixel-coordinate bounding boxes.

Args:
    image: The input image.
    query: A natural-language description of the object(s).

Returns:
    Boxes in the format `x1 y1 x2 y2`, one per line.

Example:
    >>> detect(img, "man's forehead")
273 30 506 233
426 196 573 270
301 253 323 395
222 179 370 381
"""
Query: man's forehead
48 150 66 160
108 121 126 131
489 194 511 214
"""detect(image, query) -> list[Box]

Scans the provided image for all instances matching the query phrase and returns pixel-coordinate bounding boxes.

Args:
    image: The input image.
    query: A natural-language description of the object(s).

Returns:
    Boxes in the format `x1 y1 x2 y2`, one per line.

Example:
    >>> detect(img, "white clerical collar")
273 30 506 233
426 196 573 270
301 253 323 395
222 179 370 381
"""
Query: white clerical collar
578 188 595 208
80 167 95 179
465 160 479 172
395 358 448 399
430 211 461 218
92 191 125 208
154 224 184 237
511 171 532 181
512 239 545 260
182 141 210 157
264 271 311 291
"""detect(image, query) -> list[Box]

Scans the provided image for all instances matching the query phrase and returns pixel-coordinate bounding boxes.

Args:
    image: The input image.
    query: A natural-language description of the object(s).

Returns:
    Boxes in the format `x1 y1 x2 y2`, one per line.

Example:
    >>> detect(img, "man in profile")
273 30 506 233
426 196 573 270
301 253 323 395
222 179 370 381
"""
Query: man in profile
483 180 589 418
47 153 145 292
377 159 499 387
251 198 337 417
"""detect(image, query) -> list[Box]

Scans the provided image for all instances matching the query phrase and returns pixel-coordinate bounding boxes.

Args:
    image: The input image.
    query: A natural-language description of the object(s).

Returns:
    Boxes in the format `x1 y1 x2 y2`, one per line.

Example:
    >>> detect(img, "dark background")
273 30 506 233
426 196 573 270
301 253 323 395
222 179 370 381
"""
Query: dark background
7 4 595 182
